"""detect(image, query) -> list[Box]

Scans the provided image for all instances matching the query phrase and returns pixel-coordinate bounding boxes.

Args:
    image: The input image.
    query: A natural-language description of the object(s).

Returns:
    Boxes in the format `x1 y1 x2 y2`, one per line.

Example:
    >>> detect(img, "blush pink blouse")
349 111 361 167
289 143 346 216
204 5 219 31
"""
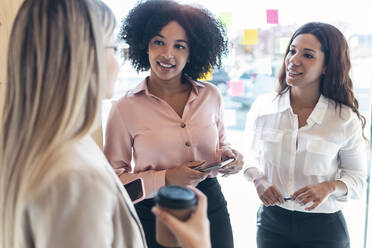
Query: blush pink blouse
104 78 230 198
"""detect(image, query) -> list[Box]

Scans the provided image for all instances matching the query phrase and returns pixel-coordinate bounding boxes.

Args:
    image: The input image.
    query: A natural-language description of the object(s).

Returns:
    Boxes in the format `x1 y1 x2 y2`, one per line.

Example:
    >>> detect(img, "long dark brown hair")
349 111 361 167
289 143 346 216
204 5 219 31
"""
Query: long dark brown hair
277 22 366 135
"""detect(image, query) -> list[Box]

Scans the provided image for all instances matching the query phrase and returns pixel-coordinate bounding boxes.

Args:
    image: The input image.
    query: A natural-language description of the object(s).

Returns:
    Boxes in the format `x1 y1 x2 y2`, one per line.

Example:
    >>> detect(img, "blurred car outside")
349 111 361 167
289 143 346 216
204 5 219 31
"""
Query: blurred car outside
225 58 282 107
210 68 231 95
211 68 231 85
227 72 276 107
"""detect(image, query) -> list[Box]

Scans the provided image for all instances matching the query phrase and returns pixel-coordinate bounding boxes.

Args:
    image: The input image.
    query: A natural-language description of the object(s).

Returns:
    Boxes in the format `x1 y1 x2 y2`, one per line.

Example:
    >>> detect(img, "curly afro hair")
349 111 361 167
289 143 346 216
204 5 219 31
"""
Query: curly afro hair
120 0 229 80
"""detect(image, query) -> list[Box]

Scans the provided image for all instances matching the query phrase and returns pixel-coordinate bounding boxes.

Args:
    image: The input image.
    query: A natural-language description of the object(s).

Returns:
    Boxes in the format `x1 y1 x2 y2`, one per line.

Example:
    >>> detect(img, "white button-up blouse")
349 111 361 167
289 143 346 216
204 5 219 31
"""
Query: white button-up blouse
245 91 367 213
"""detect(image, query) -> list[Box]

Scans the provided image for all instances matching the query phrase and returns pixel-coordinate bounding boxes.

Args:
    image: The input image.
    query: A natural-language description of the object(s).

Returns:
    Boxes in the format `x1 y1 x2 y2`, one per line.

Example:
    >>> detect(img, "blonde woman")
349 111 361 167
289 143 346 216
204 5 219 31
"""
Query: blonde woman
0 0 210 247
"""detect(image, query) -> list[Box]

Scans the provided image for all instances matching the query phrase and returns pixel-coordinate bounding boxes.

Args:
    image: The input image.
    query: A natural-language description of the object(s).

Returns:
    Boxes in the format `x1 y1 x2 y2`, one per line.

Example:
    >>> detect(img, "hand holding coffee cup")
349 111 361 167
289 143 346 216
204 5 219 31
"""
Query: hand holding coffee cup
152 186 211 248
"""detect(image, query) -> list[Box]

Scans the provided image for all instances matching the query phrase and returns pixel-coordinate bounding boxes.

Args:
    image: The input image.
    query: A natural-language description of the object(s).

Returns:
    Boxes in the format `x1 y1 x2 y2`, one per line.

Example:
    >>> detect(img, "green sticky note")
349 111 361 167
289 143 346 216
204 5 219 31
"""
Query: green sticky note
219 12 232 27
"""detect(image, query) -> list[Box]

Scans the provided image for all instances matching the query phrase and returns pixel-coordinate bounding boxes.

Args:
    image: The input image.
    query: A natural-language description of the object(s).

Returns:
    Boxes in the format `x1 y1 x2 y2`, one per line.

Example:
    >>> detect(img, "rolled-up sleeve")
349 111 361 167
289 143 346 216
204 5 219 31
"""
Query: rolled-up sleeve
215 89 230 153
336 116 368 201
104 101 166 198
104 102 133 171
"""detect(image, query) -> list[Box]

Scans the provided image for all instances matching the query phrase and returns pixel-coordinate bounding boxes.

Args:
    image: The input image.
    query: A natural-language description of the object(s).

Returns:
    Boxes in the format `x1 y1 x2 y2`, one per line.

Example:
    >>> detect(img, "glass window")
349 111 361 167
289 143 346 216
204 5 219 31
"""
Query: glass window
103 1 372 247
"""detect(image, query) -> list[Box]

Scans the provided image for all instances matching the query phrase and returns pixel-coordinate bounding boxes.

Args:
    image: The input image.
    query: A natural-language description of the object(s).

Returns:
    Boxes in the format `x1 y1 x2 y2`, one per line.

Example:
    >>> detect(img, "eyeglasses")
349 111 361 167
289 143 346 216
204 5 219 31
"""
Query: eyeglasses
105 45 119 53
104 42 128 65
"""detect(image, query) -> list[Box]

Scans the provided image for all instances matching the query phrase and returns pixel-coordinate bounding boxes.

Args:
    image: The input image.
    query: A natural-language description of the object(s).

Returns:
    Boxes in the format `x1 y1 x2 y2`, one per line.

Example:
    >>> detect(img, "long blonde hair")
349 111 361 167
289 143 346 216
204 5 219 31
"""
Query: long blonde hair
0 0 116 247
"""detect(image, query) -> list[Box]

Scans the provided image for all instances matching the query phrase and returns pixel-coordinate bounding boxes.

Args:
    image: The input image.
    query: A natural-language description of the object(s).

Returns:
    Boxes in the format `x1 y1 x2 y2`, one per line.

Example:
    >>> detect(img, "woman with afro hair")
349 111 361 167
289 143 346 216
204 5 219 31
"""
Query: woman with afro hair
104 0 244 247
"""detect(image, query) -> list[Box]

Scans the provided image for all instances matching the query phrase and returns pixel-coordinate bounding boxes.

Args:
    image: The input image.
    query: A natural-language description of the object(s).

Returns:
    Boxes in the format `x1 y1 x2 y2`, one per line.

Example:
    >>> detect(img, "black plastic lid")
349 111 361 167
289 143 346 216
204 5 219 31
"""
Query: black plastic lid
154 185 197 209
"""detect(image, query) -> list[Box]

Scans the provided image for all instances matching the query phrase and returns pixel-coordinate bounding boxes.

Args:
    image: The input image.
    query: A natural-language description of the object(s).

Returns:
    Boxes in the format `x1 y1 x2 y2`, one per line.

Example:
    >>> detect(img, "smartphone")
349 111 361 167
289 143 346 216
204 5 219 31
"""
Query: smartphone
123 178 145 204
194 158 235 172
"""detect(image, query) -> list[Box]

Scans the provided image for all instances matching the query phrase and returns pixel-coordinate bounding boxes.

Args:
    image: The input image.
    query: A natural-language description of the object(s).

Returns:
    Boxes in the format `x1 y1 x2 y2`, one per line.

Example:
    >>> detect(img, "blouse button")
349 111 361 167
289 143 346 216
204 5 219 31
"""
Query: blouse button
185 141 191 147
181 123 186 128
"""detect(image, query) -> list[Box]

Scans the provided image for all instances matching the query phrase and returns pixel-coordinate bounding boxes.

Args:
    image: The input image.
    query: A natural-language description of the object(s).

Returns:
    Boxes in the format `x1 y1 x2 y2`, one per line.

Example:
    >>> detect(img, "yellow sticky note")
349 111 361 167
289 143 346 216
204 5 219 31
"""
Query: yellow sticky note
198 67 213 81
244 29 258 45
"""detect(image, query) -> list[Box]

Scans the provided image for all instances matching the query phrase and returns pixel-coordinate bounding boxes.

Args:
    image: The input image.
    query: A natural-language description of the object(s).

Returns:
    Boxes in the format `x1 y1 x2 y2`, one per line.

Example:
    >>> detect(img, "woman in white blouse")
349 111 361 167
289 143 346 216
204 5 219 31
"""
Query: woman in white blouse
244 22 367 248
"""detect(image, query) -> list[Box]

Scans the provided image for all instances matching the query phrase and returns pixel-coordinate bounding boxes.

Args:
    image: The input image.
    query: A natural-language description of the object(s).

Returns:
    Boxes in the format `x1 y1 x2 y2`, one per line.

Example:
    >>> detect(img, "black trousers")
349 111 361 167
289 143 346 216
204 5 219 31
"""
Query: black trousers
135 177 234 248
256 205 350 248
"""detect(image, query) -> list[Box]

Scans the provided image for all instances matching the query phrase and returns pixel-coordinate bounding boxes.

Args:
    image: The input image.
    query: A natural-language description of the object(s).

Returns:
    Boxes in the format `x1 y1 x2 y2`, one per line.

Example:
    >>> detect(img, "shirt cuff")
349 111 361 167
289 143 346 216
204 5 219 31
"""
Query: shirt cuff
145 169 166 199
334 178 350 202
243 166 263 182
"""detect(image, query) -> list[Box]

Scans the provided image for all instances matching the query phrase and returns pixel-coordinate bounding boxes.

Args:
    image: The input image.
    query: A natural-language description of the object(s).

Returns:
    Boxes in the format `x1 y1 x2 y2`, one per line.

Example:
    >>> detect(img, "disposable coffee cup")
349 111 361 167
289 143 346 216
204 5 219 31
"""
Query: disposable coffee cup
154 185 197 248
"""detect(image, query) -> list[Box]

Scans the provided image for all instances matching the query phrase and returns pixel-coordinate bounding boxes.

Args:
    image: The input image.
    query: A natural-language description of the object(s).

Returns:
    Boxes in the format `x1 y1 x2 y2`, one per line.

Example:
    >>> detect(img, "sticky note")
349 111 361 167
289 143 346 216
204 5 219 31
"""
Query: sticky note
219 12 232 27
243 29 258 45
198 67 213 81
266 9 278 24
228 80 245 96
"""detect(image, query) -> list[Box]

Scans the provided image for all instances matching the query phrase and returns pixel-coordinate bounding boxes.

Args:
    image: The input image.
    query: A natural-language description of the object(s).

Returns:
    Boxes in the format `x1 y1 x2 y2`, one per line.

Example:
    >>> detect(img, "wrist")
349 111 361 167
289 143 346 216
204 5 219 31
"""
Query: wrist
253 175 266 185
326 181 336 195
328 180 348 197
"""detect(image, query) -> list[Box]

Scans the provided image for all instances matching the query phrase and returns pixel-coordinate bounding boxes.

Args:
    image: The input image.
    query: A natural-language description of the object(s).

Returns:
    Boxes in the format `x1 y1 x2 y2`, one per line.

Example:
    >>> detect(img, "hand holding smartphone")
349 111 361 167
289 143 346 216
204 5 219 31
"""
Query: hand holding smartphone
193 158 235 172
